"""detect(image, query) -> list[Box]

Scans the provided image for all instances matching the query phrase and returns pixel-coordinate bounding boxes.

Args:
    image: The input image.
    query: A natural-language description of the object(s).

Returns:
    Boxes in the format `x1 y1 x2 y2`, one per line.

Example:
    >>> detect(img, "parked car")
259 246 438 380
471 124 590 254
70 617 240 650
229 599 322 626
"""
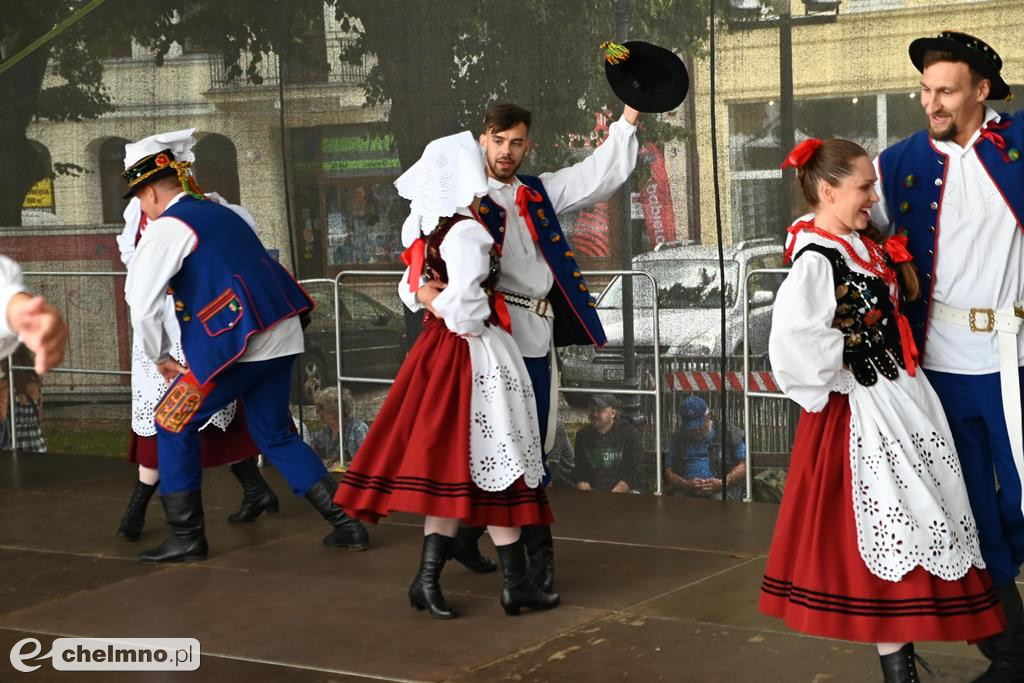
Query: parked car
559 238 785 400
296 284 406 402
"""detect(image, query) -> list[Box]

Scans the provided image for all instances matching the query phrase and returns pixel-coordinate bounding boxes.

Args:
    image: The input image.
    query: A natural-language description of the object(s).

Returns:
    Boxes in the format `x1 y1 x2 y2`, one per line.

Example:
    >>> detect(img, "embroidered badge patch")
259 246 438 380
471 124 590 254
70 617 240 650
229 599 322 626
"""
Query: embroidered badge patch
154 374 213 433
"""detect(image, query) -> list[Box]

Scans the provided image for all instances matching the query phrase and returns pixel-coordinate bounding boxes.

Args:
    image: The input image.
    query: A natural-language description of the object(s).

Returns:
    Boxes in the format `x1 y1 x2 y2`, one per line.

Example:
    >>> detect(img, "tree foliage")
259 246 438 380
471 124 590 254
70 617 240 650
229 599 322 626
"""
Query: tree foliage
0 0 708 226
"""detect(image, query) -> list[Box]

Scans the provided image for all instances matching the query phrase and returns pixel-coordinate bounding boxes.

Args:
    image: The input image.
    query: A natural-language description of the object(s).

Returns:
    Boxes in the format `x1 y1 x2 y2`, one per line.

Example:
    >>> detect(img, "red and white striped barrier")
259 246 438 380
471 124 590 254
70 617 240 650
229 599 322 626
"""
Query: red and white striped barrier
666 370 779 393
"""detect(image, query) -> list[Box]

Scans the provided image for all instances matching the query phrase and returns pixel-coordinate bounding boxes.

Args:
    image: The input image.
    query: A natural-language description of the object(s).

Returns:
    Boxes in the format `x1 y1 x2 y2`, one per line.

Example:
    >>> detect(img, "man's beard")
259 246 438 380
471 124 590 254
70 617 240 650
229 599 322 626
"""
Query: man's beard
488 156 520 180
929 118 958 142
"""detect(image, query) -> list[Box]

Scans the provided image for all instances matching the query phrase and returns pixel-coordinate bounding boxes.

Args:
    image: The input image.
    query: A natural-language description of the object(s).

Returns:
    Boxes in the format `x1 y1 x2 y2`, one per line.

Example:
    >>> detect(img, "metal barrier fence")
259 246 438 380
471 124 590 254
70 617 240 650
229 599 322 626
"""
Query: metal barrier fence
741 267 791 502
6 271 130 452
8 269 667 496
332 269 667 494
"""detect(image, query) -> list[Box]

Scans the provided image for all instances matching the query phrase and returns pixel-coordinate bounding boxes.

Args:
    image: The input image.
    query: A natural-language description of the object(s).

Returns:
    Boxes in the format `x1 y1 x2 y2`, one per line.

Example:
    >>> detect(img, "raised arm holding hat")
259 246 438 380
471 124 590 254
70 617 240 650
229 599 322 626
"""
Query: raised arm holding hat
122 131 368 564
870 32 1024 680
438 40 688 593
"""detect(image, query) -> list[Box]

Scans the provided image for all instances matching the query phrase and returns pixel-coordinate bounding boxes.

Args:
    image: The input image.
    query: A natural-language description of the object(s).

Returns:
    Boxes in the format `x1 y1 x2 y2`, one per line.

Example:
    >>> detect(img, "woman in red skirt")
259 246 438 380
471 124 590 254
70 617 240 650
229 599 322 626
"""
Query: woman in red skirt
334 131 557 619
115 188 277 541
761 139 1004 682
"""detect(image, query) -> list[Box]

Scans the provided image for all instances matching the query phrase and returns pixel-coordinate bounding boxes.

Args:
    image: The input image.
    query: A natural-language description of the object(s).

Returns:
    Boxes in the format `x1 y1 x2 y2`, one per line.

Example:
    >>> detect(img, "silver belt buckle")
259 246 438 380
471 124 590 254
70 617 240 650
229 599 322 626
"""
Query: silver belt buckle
533 298 550 317
969 307 995 333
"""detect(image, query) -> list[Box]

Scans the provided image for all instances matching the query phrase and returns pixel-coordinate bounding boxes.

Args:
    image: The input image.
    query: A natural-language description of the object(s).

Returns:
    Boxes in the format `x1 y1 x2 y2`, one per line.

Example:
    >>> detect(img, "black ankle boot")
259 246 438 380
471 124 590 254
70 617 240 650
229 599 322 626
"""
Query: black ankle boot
409 533 457 619
974 582 1024 682
496 538 560 616
116 480 157 541
227 458 279 523
137 490 208 564
449 525 496 573
879 644 923 683
521 524 555 593
304 476 369 550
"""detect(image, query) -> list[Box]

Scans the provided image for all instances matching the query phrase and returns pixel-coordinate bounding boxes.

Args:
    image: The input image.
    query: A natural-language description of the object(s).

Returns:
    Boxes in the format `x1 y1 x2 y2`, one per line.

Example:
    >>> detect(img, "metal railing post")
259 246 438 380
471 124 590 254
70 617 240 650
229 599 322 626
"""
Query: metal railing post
741 267 790 502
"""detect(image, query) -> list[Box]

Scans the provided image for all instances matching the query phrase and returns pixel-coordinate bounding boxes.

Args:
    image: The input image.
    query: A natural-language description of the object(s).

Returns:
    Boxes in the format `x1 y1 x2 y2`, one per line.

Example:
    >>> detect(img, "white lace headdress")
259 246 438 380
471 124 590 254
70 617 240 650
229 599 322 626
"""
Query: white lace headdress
396 130 488 247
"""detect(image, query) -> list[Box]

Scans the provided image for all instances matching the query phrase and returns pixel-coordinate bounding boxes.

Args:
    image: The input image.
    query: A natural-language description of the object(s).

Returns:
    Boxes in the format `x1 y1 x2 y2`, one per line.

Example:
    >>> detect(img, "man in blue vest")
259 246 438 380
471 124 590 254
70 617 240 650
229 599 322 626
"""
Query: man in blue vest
872 32 1024 680
123 136 368 564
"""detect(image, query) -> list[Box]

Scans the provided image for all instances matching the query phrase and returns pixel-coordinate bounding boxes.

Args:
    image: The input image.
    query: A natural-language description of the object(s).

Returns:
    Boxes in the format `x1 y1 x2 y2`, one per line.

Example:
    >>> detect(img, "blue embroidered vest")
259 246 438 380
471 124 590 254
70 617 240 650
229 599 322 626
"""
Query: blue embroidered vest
877 111 1024 355
162 196 313 384
476 175 607 347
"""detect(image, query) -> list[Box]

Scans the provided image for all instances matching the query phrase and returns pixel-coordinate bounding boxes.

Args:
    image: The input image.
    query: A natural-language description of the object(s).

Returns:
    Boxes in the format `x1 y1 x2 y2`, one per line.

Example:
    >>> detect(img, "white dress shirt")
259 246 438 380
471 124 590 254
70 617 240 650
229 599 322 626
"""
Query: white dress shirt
872 107 1024 374
125 192 303 369
400 118 639 357
0 256 27 360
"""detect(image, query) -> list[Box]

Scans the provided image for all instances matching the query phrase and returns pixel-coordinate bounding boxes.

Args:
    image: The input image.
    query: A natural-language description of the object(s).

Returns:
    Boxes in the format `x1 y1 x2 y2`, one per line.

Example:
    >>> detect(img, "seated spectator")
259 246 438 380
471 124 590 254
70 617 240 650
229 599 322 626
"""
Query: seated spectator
0 347 46 452
546 417 576 488
573 394 645 493
665 396 745 500
308 387 368 469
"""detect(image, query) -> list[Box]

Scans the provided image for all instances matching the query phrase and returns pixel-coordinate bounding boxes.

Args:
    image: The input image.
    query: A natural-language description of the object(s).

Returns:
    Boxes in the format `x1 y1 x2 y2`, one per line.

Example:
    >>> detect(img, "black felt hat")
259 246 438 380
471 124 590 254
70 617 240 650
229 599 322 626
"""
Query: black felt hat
122 149 179 199
909 31 1011 101
601 40 689 113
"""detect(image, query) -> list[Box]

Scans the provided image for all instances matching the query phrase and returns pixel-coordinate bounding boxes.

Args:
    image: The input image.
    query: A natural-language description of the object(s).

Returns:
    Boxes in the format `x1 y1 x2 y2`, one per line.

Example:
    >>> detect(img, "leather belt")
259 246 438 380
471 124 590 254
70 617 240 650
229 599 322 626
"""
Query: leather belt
932 299 1024 515
496 288 554 319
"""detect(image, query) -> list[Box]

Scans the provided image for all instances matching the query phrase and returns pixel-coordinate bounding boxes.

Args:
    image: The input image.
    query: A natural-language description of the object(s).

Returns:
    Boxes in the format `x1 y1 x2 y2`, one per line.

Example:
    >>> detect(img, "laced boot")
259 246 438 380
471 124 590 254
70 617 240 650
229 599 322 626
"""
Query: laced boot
116 480 157 540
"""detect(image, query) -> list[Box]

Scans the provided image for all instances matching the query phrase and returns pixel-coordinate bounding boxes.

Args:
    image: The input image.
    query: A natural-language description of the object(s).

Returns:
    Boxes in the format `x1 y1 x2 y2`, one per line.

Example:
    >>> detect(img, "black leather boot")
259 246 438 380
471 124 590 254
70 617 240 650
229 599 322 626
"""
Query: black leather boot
974 582 1024 682
408 533 457 619
304 475 369 550
496 538 560 616
449 525 496 573
521 524 555 593
116 480 157 541
879 644 923 683
227 458 279 523
137 491 208 563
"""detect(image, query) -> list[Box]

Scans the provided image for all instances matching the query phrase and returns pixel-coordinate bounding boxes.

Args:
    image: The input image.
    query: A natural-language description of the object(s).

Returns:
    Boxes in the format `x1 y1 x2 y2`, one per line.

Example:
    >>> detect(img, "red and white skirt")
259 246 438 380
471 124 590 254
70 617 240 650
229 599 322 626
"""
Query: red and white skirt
759 392 1004 643
127 402 261 469
334 316 553 528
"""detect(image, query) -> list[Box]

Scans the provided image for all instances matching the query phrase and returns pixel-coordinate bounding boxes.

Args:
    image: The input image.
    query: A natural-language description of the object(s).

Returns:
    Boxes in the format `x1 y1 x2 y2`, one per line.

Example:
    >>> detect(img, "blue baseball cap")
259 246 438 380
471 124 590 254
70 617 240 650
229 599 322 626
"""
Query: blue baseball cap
680 396 709 430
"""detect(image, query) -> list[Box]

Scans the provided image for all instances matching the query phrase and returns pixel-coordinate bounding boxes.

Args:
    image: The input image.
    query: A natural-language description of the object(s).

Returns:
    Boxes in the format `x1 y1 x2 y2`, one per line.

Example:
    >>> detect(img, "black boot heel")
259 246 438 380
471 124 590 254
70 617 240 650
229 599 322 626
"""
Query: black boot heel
228 458 280 523
496 539 560 616
408 534 456 619
116 480 158 540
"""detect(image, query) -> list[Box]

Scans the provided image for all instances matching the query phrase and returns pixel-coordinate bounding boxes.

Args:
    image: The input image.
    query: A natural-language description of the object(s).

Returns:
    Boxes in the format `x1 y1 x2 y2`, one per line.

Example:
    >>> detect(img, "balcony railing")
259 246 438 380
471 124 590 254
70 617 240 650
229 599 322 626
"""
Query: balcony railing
208 33 368 91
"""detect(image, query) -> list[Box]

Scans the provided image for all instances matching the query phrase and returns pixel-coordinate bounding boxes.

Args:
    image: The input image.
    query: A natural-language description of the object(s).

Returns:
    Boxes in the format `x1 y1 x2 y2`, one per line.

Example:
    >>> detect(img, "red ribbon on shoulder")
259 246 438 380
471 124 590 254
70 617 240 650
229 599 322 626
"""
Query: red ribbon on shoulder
883 234 912 264
400 238 426 293
780 138 823 170
782 219 815 264
514 185 543 242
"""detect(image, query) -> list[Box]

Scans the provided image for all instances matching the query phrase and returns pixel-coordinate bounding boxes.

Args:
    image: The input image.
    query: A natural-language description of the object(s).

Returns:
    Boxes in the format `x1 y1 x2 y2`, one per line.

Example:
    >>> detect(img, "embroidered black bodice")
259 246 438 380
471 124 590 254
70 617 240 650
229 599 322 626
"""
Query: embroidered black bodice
422 215 502 326
793 243 907 387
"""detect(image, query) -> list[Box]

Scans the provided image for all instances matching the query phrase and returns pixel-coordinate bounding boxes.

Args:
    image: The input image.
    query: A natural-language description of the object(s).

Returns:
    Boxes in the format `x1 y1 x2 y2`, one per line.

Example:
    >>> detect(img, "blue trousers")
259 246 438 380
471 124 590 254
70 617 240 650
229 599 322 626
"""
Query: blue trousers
926 368 1024 586
156 354 327 496
523 355 552 487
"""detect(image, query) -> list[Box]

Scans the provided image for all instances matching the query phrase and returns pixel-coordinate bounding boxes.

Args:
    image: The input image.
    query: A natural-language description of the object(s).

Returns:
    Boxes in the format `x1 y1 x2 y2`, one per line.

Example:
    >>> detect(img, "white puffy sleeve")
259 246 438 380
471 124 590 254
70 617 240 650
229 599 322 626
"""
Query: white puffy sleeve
768 251 845 412
397 269 423 313
0 256 26 359
430 219 494 337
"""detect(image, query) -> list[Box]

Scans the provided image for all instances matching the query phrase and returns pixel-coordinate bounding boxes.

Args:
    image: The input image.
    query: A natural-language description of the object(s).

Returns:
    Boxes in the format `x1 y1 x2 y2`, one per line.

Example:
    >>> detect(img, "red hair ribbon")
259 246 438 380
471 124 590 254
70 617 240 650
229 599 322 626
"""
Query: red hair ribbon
979 118 1012 162
884 234 912 264
400 238 426 293
780 138 823 170
514 185 543 243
